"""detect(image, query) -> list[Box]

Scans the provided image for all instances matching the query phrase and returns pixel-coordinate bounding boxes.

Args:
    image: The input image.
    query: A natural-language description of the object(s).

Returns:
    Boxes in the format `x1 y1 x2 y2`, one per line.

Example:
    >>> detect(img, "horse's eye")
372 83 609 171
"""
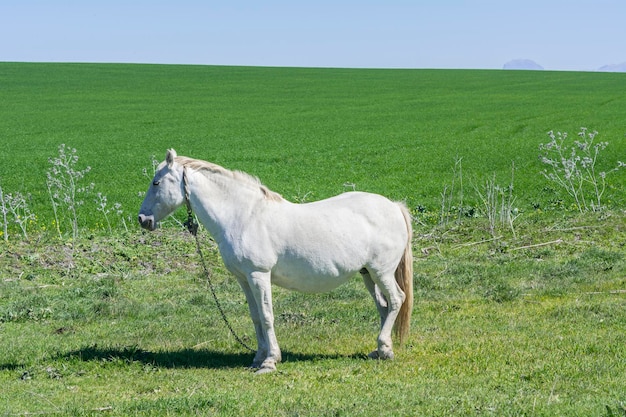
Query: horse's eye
153 180 160 186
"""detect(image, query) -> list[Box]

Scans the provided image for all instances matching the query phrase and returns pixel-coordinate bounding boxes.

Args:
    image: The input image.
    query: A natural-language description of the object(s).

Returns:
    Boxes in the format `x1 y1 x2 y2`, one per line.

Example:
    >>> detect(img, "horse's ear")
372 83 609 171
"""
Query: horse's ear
166 149 177 167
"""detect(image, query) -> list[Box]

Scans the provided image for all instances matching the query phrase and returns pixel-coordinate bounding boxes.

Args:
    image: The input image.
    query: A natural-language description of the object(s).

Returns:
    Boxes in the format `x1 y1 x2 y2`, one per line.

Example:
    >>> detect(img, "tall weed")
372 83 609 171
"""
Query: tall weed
433 158 520 240
539 128 625 212
0 182 35 241
46 144 94 239
474 163 520 239
439 157 467 226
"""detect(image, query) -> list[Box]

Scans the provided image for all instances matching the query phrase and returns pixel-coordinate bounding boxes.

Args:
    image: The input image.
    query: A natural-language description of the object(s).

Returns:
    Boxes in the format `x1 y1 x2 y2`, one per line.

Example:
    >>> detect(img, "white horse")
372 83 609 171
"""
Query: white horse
138 149 414 373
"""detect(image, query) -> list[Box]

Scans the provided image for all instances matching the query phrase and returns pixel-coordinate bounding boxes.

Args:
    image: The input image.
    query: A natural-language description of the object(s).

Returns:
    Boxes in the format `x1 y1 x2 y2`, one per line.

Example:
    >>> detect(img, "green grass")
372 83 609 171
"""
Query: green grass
1 214 625 416
1 63 626 234
1 63 626 415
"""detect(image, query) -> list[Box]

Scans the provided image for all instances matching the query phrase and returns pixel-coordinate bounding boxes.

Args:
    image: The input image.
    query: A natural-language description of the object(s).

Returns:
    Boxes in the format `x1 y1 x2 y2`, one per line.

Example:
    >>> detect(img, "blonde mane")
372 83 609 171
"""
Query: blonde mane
176 156 283 202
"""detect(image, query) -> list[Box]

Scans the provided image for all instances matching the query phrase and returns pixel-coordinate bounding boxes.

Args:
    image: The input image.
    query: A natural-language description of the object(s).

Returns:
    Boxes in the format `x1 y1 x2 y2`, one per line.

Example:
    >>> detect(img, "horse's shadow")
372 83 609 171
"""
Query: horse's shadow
49 345 364 370
61 345 253 369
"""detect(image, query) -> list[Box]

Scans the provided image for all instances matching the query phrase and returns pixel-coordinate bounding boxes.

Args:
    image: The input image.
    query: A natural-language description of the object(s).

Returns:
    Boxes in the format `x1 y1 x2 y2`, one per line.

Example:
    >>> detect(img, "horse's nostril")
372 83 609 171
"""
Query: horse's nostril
138 214 154 230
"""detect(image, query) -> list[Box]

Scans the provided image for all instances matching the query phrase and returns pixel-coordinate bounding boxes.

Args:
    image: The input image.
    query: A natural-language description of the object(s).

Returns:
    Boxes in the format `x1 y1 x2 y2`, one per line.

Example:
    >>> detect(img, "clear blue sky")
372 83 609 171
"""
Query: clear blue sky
1 0 625 71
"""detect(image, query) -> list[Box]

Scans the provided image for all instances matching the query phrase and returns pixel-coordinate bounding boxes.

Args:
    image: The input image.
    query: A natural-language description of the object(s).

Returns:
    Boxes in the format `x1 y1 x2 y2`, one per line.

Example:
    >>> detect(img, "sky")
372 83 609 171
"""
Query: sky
1 0 625 71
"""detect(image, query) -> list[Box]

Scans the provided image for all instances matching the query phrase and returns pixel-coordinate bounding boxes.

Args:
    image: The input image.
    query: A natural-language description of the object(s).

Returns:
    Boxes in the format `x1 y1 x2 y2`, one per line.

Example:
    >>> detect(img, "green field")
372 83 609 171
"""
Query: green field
1 63 626 416
1 63 625 232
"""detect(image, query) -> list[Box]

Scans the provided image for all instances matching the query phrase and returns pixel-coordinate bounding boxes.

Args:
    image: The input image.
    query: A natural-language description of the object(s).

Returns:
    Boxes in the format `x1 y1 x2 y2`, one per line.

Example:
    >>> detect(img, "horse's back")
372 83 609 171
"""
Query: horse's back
302 191 394 211
301 192 406 235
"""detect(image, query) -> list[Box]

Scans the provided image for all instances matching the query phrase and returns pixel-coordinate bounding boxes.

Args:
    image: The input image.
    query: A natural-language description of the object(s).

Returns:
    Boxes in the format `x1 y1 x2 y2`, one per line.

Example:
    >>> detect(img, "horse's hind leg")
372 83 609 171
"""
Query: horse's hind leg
361 269 388 330
362 268 405 360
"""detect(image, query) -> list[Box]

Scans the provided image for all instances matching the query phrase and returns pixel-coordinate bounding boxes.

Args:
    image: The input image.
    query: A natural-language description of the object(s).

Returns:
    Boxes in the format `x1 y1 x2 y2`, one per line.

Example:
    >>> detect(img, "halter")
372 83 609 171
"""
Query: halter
182 167 199 236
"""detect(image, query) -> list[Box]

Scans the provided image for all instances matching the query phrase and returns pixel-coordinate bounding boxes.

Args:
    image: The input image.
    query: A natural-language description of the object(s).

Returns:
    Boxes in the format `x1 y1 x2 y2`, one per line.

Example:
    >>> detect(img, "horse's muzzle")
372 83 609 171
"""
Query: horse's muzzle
138 214 157 231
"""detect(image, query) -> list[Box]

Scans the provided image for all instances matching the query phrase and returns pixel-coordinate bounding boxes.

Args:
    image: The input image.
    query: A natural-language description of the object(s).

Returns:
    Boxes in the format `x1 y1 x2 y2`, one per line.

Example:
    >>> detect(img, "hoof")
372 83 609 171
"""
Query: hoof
368 350 394 360
254 366 276 375
253 358 277 374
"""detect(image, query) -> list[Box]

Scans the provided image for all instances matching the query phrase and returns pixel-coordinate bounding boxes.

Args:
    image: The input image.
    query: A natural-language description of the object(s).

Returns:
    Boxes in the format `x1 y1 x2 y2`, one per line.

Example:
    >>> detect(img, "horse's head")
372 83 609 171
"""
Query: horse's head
138 149 185 230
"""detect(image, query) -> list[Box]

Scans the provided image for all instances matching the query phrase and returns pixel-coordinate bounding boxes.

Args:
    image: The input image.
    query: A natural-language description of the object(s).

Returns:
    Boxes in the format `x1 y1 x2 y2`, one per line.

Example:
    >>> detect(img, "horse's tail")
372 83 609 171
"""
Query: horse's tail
393 202 414 344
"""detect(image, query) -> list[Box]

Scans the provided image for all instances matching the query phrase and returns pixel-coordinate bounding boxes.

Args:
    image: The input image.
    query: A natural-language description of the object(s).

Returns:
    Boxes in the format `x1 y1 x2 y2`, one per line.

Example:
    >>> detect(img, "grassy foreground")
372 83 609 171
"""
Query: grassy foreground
1 211 625 416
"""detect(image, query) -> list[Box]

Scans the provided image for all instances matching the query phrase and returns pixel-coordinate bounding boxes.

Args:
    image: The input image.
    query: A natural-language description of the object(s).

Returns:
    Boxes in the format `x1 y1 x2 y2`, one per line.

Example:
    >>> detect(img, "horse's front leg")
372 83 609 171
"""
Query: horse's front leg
234 275 268 369
247 270 281 373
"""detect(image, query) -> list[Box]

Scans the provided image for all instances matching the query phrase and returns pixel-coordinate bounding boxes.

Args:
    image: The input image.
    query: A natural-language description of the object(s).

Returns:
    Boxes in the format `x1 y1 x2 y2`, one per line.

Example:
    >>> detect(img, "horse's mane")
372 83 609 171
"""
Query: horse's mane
176 156 284 202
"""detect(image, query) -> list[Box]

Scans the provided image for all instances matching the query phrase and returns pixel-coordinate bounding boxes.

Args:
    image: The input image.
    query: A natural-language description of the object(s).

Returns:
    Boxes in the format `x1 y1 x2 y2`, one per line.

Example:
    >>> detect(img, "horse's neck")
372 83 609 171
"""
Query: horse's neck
188 172 261 242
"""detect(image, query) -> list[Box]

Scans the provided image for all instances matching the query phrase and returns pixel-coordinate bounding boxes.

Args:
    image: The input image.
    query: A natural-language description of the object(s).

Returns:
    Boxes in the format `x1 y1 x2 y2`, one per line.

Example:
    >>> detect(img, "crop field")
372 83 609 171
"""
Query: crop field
1 63 626 416
1 63 625 227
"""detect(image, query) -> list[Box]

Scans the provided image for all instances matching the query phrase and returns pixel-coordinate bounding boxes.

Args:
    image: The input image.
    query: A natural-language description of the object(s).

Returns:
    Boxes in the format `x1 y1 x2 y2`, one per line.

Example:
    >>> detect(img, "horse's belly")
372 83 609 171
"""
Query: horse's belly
270 263 355 293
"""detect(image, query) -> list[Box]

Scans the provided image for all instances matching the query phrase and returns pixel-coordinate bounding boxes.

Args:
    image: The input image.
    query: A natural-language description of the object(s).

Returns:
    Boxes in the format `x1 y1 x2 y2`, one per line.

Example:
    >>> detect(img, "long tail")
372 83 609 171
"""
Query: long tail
393 202 414 344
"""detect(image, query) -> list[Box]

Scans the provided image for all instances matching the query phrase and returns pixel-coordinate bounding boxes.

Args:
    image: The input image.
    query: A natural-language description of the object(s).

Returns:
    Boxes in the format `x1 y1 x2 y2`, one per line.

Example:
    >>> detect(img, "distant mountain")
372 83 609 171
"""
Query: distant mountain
503 59 544 70
597 62 626 72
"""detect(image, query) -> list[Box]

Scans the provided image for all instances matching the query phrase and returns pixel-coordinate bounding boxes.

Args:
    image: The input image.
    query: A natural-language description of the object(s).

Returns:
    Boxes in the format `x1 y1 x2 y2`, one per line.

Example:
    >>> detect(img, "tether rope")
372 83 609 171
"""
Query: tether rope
182 167 256 353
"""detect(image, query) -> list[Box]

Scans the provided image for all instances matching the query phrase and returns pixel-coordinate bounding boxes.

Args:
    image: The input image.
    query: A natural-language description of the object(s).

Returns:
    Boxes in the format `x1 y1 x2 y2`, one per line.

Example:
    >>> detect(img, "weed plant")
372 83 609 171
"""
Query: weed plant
46 144 94 239
539 128 625 212
95 192 128 234
431 158 521 240
439 157 467 225
0 183 35 240
473 165 520 239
